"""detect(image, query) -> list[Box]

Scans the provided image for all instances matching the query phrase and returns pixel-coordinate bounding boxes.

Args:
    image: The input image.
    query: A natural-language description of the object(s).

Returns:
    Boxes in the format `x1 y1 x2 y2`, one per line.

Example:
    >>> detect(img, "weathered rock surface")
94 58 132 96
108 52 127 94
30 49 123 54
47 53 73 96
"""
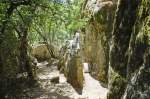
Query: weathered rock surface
66 54 84 90
107 0 150 99
31 44 59 62
122 0 150 98
31 44 51 61
58 33 84 90
81 0 117 84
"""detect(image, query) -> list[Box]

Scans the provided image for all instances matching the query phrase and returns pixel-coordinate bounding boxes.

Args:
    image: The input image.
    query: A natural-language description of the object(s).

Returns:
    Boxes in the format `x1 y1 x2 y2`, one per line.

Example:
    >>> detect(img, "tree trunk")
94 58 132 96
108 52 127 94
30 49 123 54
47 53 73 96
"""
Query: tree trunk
19 25 34 80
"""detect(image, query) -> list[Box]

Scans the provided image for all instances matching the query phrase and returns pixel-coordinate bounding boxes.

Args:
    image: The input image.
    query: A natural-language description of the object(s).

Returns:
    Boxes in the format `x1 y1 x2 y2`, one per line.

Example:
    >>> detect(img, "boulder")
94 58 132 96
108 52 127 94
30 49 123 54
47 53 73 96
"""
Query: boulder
50 76 59 84
81 0 117 84
31 44 51 61
59 33 84 90
31 44 59 62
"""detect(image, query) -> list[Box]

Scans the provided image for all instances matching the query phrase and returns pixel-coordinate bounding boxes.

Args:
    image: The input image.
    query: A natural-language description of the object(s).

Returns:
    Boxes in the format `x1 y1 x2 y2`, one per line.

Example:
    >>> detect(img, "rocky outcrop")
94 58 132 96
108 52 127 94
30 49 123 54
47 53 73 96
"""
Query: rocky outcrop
122 0 150 98
107 0 150 99
66 53 84 90
81 0 117 84
58 33 84 90
31 44 51 61
82 0 150 98
123 54 150 99
31 44 59 62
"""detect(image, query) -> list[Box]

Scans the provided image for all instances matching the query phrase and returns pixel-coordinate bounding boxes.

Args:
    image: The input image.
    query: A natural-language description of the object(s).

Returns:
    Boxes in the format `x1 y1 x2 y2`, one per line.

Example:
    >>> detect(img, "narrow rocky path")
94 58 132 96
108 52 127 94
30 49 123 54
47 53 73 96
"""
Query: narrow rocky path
26 61 108 99
82 73 108 99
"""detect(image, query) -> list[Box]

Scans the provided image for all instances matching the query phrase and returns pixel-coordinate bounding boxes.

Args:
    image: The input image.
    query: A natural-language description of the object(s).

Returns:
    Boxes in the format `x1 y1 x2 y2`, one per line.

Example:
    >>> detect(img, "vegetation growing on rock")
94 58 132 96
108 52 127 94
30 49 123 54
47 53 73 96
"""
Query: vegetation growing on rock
0 0 149 98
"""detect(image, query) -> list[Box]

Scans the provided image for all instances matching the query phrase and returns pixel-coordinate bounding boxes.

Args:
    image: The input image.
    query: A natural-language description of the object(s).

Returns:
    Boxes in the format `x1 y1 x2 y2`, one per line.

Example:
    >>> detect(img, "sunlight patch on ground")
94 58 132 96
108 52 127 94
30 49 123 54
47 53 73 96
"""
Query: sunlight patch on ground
82 73 108 99
29 61 108 99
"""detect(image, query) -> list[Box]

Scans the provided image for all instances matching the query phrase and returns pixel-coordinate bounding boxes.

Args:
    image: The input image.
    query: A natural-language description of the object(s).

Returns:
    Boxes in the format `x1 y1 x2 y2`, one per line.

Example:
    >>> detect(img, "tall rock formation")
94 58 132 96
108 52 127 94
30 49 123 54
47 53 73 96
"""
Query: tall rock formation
81 0 117 84
82 0 150 99
122 0 150 98
59 33 84 91
107 0 150 99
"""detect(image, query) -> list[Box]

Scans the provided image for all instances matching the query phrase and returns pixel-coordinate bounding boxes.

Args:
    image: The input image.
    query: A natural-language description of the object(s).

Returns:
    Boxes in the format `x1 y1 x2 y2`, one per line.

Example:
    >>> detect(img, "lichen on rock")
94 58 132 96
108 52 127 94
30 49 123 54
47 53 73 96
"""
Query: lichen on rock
81 0 117 85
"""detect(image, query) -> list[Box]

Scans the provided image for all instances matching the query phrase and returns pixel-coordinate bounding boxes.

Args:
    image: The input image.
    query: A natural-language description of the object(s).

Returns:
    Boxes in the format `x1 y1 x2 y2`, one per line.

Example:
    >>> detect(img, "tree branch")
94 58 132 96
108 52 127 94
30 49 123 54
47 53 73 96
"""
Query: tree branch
1 0 31 6
33 27 58 59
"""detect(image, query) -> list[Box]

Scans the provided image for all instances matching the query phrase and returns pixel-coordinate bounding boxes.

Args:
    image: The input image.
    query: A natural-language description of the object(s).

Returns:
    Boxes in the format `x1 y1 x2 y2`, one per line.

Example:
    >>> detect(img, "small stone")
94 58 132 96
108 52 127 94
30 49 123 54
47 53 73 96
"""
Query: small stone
50 76 59 83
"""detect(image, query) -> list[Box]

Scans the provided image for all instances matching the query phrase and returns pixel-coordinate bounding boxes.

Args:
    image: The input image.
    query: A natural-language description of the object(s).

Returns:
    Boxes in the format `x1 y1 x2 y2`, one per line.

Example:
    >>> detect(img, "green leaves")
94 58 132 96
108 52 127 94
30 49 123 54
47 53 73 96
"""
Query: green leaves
0 0 88 45
28 0 87 45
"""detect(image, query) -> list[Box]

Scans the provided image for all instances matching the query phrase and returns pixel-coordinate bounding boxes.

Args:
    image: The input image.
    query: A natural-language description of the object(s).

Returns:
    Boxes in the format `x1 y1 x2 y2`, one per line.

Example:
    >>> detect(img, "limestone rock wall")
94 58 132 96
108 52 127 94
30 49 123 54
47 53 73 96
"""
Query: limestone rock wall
66 53 84 90
107 0 150 99
82 1 150 99
122 0 150 98
81 0 117 84
58 33 84 90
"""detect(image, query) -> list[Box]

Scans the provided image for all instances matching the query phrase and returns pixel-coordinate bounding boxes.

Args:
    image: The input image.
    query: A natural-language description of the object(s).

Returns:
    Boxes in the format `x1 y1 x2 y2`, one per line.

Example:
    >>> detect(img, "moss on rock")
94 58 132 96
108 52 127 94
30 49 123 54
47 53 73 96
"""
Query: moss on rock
81 0 117 85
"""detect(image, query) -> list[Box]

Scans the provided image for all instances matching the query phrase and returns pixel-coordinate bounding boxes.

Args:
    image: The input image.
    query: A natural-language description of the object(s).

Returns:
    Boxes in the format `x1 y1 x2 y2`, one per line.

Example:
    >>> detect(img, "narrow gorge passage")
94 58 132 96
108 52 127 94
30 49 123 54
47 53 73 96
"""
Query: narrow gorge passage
1 0 149 99
26 61 108 99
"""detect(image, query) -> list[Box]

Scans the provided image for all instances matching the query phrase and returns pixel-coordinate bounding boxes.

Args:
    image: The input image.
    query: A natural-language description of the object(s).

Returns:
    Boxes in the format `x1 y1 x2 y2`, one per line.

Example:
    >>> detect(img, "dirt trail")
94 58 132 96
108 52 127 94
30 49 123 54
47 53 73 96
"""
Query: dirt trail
82 73 108 99
26 61 108 99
